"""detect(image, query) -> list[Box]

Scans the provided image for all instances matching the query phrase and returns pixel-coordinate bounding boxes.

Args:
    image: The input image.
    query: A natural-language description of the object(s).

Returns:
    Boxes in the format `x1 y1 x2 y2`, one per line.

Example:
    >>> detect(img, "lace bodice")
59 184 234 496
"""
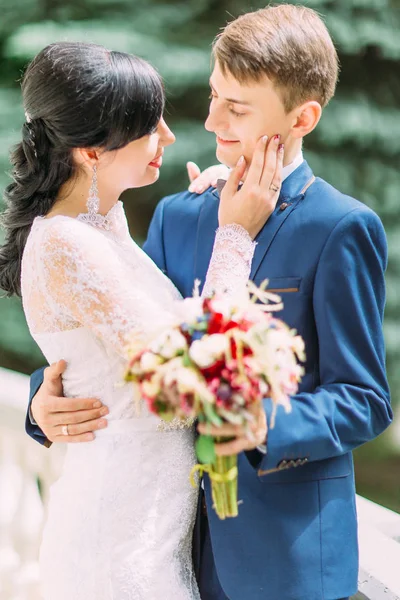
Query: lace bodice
21 201 255 420
22 201 255 355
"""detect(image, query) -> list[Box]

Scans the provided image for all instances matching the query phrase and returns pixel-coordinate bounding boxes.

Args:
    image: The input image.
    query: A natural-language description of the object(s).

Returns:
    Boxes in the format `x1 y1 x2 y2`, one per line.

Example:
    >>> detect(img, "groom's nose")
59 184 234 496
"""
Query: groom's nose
205 102 227 133
204 111 214 132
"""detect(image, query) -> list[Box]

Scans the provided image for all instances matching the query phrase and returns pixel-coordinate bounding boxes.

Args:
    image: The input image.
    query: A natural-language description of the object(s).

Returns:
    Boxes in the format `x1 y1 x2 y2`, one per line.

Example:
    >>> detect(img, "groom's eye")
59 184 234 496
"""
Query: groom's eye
229 107 245 117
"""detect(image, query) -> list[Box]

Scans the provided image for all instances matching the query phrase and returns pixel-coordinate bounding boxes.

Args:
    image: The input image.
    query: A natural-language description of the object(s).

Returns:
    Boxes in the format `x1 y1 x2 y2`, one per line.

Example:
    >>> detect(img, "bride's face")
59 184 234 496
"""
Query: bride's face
101 117 176 192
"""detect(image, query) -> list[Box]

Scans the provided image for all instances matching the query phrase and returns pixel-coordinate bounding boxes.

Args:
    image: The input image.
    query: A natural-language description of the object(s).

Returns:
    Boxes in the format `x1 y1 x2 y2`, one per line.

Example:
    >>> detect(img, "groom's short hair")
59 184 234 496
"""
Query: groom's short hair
212 4 339 113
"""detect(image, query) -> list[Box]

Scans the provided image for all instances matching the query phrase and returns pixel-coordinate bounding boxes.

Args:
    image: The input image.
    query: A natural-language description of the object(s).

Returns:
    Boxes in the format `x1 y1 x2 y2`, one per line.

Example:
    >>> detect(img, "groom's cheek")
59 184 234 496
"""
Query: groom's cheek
242 140 260 170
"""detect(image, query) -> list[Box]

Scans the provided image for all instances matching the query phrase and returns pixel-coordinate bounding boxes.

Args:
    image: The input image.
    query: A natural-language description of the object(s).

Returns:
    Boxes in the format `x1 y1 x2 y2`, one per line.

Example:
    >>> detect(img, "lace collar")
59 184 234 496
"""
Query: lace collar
76 201 125 232
34 201 129 239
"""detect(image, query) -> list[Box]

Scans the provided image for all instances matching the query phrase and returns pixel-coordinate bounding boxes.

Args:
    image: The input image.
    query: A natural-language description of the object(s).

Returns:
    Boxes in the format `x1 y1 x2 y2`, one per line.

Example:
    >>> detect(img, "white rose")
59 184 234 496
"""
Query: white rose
142 376 161 398
189 340 213 368
175 368 203 393
149 329 187 359
206 333 229 356
162 364 215 404
189 334 228 368
140 352 163 373
209 298 233 318
292 335 306 360
179 297 204 324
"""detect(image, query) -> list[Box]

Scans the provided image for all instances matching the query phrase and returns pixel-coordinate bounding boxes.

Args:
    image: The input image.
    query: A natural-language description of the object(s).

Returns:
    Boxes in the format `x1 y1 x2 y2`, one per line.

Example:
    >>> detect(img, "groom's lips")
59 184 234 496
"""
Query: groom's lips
216 135 240 146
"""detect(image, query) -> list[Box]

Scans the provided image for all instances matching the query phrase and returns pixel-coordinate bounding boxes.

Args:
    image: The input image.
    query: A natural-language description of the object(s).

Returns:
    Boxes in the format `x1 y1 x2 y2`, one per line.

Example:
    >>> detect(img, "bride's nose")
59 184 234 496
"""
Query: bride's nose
158 118 176 147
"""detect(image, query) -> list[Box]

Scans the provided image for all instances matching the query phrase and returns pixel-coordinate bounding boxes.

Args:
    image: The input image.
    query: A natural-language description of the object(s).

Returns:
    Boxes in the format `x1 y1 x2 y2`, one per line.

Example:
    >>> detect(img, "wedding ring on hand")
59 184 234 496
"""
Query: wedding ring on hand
269 183 280 192
61 424 69 436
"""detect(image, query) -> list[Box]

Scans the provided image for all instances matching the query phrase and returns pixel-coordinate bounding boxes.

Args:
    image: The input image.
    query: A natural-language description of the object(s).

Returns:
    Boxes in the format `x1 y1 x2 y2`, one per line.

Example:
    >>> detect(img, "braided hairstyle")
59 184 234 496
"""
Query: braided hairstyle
0 42 165 296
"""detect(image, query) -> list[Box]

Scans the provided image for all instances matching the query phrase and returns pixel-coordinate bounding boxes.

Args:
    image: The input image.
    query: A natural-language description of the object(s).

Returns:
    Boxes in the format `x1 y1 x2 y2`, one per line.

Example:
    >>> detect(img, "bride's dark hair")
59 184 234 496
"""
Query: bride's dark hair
0 42 165 297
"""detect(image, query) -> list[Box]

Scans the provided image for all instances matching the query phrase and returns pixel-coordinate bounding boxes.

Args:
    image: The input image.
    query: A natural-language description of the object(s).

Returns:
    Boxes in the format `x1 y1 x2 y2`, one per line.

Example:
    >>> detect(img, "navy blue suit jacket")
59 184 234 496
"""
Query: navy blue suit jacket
142 160 391 600
27 160 391 599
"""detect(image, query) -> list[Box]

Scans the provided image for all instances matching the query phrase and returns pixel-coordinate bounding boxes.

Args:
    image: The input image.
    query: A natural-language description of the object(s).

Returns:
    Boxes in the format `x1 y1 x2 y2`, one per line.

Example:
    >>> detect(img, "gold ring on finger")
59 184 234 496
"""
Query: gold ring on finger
269 184 280 192
61 424 69 436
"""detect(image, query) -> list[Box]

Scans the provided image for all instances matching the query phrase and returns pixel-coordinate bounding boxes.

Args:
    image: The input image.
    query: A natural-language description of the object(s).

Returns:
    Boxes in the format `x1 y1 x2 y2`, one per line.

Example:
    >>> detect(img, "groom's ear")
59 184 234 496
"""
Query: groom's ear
290 101 322 140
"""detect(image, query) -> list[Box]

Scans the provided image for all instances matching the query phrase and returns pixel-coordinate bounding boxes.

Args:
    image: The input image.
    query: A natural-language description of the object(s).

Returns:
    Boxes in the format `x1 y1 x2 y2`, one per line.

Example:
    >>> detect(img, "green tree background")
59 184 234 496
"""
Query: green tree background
0 0 399 510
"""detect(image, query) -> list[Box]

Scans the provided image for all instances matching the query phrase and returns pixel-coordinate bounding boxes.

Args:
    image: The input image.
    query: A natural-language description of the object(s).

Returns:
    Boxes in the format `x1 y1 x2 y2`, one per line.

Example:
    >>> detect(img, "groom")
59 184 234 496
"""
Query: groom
26 5 391 599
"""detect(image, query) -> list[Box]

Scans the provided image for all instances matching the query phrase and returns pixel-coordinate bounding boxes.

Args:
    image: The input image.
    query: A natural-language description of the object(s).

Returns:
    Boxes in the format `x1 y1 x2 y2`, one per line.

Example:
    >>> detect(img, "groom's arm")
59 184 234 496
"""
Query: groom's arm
257 207 392 475
26 367 51 447
27 360 108 445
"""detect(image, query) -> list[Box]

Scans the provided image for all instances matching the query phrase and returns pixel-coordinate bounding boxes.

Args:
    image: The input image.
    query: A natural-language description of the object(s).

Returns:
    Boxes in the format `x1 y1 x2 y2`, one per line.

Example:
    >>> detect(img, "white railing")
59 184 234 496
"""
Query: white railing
0 368 65 600
355 496 400 600
0 367 399 600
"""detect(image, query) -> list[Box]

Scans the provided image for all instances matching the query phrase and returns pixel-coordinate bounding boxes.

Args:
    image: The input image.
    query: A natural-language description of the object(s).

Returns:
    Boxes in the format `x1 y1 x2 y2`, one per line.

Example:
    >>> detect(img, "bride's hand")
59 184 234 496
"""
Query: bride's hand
219 135 284 239
187 161 231 194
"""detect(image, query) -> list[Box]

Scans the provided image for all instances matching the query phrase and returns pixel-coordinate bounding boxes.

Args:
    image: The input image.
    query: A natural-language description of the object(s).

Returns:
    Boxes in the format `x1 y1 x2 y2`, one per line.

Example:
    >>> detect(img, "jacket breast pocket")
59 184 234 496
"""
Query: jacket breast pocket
253 276 302 294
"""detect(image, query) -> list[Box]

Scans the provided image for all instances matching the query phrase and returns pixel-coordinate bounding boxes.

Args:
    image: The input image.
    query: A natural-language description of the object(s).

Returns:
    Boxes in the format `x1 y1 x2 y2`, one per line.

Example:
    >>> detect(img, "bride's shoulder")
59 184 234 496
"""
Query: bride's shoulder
28 214 100 257
32 214 96 239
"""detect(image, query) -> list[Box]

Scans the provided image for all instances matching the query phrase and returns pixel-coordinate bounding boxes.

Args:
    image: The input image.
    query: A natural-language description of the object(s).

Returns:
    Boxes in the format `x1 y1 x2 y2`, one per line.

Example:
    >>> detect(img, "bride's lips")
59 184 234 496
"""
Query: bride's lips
148 154 163 169
216 135 240 146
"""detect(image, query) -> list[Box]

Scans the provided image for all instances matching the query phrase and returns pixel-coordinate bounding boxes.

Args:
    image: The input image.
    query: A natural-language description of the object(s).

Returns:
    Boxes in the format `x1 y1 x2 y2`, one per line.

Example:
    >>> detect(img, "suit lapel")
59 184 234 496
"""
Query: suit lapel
250 161 315 279
250 200 299 280
194 191 219 294
194 161 315 290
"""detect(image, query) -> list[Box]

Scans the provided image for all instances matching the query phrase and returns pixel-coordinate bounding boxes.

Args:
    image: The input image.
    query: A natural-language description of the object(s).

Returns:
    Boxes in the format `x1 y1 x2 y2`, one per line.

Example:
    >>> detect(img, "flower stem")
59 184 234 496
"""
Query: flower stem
212 438 238 519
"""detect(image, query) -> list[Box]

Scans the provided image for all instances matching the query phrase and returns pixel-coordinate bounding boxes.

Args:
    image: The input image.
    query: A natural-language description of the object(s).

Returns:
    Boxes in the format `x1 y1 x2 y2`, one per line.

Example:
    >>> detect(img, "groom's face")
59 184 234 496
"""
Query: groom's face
205 62 295 170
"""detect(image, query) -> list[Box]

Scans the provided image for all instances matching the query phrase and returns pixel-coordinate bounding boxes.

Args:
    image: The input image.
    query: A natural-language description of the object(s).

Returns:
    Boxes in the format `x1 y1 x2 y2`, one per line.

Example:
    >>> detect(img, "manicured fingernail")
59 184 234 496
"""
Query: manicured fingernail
98 420 107 428
278 143 284 152
87 433 95 441
237 155 245 166
262 135 268 144
93 401 102 408
196 187 204 193
274 134 281 142
100 407 109 416
188 185 194 192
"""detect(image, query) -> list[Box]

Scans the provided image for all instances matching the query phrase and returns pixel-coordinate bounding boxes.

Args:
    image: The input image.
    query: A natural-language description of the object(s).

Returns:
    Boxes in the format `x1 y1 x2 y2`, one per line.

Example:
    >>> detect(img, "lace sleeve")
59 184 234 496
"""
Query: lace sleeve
33 219 255 357
202 224 256 297
37 219 179 357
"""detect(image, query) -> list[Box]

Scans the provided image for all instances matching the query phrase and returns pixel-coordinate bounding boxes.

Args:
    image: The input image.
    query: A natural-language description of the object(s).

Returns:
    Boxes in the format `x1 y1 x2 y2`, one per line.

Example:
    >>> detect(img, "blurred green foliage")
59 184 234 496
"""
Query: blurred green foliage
0 1 399 470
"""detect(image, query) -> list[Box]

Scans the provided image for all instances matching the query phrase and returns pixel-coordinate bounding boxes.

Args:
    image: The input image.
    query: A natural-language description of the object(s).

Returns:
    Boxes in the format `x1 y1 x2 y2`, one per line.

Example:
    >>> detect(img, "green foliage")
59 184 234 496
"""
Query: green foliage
196 435 217 464
5 20 211 90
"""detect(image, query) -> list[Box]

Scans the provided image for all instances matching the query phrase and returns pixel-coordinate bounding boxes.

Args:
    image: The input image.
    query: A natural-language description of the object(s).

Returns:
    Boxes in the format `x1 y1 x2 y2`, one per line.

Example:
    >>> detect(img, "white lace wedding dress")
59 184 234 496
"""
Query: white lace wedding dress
21 201 256 600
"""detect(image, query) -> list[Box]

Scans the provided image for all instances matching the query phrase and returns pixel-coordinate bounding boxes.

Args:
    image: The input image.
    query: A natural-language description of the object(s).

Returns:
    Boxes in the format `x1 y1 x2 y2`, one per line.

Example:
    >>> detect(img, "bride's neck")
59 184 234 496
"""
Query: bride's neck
47 173 119 219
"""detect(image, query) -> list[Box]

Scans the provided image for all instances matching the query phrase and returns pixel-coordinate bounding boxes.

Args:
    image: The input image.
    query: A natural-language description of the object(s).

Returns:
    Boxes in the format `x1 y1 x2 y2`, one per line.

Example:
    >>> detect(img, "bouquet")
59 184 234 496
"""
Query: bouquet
125 281 305 519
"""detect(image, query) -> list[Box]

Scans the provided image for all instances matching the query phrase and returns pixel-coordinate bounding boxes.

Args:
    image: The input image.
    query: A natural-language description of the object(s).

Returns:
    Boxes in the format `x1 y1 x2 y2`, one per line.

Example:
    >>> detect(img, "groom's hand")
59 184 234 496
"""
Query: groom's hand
31 360 109 443
197 402 268 455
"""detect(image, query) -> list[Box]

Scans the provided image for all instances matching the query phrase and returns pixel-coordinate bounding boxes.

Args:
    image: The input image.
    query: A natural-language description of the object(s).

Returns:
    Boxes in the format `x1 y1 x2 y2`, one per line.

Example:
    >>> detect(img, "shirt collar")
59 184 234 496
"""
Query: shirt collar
215 151 304 197
282 150 303 182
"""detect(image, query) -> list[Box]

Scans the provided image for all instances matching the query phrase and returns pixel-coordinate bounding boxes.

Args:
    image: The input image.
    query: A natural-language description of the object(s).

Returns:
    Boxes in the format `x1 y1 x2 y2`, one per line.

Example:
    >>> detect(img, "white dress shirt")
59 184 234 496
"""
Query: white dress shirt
281 150 303 181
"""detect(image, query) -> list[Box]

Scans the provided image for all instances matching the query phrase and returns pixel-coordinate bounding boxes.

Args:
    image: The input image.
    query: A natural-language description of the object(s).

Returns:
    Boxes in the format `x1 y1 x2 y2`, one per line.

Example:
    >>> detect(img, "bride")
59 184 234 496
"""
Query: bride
0 42 282 599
